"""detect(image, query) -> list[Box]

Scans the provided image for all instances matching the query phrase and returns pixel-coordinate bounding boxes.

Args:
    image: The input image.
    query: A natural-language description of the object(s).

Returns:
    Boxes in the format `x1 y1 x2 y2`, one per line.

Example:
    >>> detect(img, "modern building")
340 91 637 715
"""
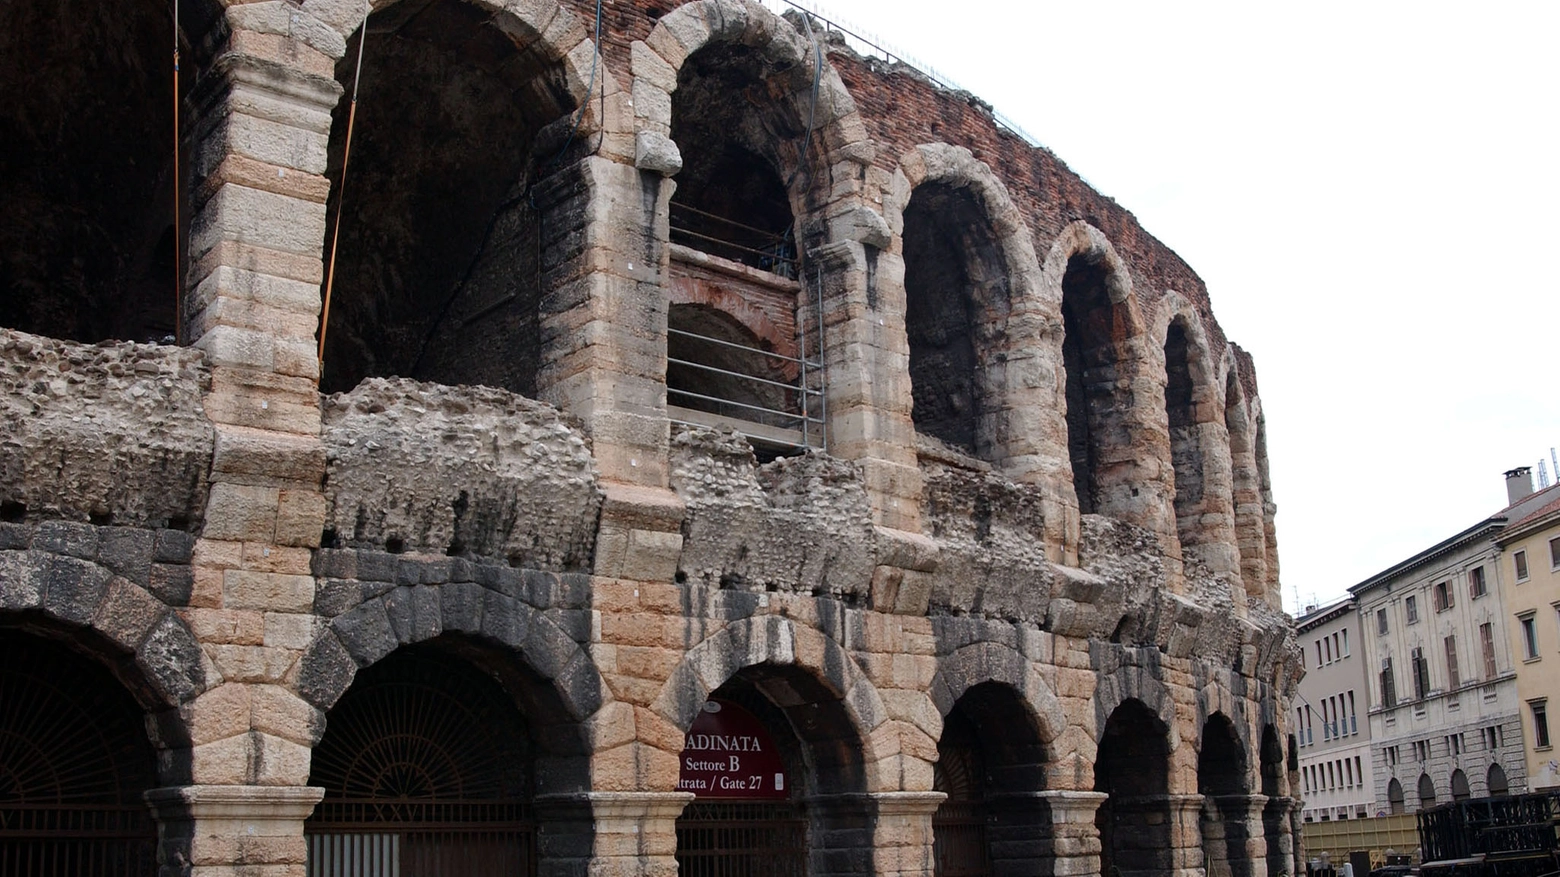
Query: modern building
0 1 1302 876
1351 471 1560 814
1495 469 1560 790
1296 598 1374 822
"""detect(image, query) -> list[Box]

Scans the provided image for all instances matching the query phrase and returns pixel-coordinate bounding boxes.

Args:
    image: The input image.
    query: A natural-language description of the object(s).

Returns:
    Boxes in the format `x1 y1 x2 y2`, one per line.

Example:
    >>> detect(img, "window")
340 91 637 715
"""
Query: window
1533 700 1551 749
1342 628 1350 657
1521 613 1540 660
1378 608 1389 635
1348 690 1358 734
1434 580 1454 612
1447 732 1464 756
1325 636 1334 664
1515 549 1529 582
1406 595 1420 624
1414 739 1430 762
1469 565 1487 598
1551 536 1560 570
1445 635 1461 689
1381 657 1397 708
1387 745 1399 767
1316 640 1324 667
1484 725 1502 751
1412 646 1430 699
1482 623 1498 678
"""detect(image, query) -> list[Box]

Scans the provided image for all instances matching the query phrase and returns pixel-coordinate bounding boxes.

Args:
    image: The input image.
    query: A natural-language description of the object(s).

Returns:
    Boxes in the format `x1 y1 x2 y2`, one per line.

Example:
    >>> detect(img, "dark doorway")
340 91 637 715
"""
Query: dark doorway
1094 699 1172 877
0 630 159 875
1260 724 1288 877
1061 253 1128 515
307 645 537 876
1199 713 1252 877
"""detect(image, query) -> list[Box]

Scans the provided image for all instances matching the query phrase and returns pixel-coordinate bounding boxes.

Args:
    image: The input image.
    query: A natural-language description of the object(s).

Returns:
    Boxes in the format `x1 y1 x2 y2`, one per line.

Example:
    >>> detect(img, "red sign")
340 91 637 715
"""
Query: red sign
676 699 789 799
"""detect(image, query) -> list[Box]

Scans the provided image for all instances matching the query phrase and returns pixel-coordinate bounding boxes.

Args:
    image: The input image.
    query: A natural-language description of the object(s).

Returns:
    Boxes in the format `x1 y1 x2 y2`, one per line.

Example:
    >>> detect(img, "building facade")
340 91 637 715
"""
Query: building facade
1351 473 1560 815
0 1 1302 876
1495 471 1560 790
1295 599 1374 822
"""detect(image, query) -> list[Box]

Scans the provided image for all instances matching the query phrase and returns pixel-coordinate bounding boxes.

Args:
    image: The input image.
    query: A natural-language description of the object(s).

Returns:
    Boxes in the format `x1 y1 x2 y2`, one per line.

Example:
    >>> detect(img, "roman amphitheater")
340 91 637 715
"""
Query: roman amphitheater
0 0 1301 874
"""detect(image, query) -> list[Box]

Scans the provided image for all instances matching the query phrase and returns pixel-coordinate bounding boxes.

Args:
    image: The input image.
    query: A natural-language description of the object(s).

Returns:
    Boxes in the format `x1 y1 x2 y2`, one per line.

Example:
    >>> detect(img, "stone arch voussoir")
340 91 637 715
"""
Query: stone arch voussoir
650 614 887 759
930 640 1065 747
1040 221 1141 327
1092 659 1178 752
0 551 210 711
296 581 605 733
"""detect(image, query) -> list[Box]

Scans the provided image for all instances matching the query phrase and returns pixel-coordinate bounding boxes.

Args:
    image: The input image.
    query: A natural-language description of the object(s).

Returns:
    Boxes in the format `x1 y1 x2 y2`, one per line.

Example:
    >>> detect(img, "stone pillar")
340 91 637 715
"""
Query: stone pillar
805 792 886 877
180 19 335 796
1264 796 1299 877
146 784 323 877
581 791 694 877
1033 790 1108 877
1167 793 1209 877
871 791 946 877
1203 793 1269 877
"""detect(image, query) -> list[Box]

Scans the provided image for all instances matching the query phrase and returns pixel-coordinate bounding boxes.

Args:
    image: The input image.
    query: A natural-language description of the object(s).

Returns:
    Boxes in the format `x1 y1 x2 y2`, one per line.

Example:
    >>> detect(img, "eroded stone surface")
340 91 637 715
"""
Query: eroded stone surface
321 378 601 570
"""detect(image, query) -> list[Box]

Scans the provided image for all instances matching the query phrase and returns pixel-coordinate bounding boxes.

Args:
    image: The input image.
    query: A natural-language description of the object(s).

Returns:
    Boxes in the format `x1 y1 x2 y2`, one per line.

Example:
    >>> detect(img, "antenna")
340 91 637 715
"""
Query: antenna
1541 460 1552 489
1552 447 1558 485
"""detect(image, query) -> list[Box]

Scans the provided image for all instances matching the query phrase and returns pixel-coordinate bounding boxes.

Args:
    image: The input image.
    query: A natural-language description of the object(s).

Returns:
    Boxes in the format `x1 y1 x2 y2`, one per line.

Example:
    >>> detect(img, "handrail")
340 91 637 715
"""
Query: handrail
668 327 821 370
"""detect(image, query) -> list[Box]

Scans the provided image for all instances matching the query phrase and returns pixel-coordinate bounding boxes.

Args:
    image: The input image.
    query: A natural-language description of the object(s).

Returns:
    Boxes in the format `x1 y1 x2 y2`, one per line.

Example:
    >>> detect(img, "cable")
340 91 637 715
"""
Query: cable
172 0 181 344
782 9 822 193
317 5 371 369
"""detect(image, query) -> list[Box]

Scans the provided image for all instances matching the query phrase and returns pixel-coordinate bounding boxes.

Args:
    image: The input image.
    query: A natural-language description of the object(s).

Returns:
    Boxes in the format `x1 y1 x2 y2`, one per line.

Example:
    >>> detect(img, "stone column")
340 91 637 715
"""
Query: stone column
871 791 946 877
1032 790 1108 877
146 784 323 877
1264 796 1299 877
1168 793 1209 877
579 791 694 877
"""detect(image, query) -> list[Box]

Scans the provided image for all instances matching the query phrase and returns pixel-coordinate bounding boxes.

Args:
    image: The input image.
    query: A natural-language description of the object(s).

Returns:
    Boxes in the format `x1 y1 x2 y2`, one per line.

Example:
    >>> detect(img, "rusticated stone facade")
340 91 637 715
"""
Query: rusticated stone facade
1 1 1300 875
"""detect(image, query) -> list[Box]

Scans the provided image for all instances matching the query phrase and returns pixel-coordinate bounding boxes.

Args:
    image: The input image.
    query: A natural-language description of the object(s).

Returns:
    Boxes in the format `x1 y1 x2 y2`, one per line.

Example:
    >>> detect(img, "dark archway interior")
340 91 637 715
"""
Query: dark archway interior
1061 253 1126 515
1487 762 1509 796
0 0 216 344
1451 768 1470 801
1164 320 1203 538
934 683 1051 877
1388 777 1405 814
679 664 871 876
319 0 579 395
1260 725 1288 877
670 43 801 270
1199 714 1253 877
1418 773 1436 807
902 182 1008 457
1094 699 1171 877
0 629 160 871
667 304 791 425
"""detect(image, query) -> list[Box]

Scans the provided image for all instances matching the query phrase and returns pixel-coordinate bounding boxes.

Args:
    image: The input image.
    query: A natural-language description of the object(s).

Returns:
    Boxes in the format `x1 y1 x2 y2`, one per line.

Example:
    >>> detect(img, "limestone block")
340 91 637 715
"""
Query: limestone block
635 131 683 176
829 205 893 249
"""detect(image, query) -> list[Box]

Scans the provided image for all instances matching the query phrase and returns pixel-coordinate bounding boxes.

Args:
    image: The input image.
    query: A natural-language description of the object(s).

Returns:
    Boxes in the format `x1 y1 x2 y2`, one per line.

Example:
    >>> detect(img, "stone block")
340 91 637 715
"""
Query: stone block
203 483 280 543
35 520 98 559
224 570 314 613
207 644 297 683
97 527 156 585
150 562 196 605
251 684 322 747
331 600 397 667
93 578 167 650
154 528 198 563
43 554 111 624
263 612 320 650
274 489 327 548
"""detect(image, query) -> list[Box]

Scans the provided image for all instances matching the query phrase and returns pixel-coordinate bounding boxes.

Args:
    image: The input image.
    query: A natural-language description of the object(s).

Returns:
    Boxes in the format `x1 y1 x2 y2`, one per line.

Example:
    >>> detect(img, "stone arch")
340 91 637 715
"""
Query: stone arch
1417 772 1437 809
1199 711 1256 877
315 0 611 396
1451 768 1470 801
1222 356 1269 601
1091 654 1179 751
1094 697 1174 877
1151 295 1238 585
1260 723 1291 877
295 582 605 727
652 614 886 759
1039 223 1165 557
929 640 1065 751
0 556 209 713
2 0 226 345
1388 777 1406 814
883 143 1047 468
1487 762 1509 796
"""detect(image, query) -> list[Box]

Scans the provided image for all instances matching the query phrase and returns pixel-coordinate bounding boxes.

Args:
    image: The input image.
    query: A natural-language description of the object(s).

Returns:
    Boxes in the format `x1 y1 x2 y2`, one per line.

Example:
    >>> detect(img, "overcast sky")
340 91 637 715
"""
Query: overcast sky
784 1 1560 611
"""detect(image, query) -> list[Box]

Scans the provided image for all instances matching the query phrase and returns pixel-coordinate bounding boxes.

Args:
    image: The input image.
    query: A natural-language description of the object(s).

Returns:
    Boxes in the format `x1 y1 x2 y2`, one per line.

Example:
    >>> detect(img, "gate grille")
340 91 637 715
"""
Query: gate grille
676 801 806 877
932 801 991 877
0 805 156 876
306 800 534 877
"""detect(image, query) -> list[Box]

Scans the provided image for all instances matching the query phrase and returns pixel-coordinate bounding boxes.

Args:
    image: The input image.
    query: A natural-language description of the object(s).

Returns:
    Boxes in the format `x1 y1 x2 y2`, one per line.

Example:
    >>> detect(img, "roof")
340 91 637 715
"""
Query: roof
1351 480 1560 595
1498 492 1560 546
1297 596 1356 633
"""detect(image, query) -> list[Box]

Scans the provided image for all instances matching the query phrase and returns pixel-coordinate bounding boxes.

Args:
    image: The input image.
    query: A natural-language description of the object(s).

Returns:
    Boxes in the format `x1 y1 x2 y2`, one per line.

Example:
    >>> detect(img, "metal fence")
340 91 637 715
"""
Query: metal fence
676 802 808 877
933 801 991 877
0 804 158 877
306 799 535 877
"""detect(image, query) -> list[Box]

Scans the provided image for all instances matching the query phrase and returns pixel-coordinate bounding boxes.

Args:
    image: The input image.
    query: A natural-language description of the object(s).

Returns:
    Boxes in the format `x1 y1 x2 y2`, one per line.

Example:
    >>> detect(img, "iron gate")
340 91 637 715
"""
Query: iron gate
0 805 157 877
306 800 534 877
932 800 991 877
676 801 807 877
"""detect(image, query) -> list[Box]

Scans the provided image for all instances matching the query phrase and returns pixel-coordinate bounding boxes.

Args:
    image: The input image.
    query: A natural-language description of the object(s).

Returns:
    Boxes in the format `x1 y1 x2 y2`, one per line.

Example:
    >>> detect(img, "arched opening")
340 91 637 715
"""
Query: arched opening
933 682 1052 877
666 39 822 454
1450 769 1470 801
1260 725 1289 877
0 628 160 873
675 664 870 877
1061 252 1131 516
1094 699 1172 877
317 0 582 396
1199 713 1253 877
1164 318 1210 562
1254 413 1279 594
1387 778 1405 815
902 181 1009 458
307 639 587 876
1417 773 1436 810
1487 762 1509 796
1 0 218 344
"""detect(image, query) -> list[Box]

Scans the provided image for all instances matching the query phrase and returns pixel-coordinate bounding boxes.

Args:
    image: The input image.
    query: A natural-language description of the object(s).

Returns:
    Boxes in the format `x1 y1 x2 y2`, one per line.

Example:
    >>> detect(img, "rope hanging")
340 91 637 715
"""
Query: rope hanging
172 0 181 345
317 10 371 368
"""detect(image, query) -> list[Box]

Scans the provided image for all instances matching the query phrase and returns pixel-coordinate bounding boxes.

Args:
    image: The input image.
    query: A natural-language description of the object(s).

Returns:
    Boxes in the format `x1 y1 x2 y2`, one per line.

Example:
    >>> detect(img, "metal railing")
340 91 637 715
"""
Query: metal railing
933 802 992 877
676 802 807 877
306 799 535 877
755 0 1042 148
669 202 798 278
0 805 158 877
667 325 826 451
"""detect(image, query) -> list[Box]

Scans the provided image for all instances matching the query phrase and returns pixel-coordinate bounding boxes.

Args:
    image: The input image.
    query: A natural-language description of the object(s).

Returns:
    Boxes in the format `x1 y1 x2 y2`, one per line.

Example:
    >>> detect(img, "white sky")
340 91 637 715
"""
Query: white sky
801 1 1560 612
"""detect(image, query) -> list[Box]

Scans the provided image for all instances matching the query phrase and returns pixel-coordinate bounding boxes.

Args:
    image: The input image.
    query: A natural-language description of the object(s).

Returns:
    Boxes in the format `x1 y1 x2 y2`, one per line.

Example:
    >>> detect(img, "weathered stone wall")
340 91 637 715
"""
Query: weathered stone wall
0 2 1302 876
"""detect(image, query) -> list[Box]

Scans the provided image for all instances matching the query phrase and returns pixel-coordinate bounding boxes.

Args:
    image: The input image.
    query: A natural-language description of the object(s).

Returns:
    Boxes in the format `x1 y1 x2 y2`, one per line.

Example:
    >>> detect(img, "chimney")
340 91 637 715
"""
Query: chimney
1506 466 1534 505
